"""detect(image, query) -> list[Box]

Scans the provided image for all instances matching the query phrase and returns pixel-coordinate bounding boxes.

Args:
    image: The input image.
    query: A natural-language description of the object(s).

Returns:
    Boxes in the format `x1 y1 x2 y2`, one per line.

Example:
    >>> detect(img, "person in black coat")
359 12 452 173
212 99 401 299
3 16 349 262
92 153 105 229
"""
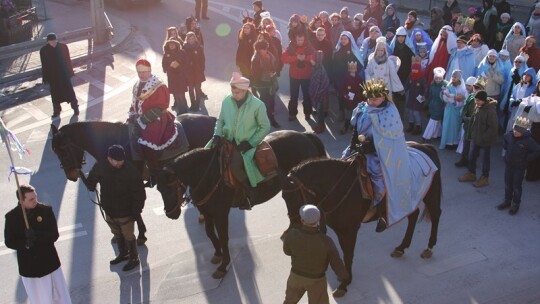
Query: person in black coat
81 145 146 271
39 33 79 118
4 184 72 303
497 118 540 215
162 39 189 115
184 32 207 112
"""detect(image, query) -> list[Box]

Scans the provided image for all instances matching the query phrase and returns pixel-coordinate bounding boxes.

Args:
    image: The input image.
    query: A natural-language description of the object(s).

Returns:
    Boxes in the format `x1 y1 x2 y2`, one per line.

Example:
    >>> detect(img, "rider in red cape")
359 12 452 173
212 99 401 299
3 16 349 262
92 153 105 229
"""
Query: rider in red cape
129 59 178 168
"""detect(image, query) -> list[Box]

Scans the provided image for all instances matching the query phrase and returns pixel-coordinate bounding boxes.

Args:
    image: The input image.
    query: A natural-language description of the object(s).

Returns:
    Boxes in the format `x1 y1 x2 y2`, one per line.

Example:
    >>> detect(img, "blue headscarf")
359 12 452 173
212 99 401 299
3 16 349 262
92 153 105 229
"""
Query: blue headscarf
335 31 363 66
411 28 433 55
388 27 414 54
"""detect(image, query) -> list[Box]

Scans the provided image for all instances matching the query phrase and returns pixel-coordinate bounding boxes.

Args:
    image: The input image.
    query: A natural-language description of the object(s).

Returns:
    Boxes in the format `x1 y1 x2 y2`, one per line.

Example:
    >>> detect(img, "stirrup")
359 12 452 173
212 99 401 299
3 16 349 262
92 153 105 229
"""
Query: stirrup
375 217 387 233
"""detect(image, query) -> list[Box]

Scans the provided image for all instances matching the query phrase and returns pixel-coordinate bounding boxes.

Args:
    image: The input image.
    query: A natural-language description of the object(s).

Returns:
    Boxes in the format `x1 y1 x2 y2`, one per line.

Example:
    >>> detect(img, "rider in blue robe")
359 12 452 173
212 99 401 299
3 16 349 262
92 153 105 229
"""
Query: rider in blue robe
342 79 411 233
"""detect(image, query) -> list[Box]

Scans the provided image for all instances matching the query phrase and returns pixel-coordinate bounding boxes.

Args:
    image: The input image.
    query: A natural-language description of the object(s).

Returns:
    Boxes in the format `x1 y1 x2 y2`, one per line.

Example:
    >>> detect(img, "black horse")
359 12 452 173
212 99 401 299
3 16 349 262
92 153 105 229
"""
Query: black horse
50 114 216 236
281 142 442 297
158 130 327 279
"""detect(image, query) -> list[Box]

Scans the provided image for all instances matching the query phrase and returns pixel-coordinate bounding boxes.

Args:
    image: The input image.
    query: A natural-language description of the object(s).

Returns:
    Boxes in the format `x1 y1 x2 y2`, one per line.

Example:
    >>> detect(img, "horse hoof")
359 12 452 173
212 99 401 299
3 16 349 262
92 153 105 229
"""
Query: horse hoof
333 288 347 298
210 255 222 264
420 248 433 259
390 249 404 258
198 214 205 224
212 270 227 279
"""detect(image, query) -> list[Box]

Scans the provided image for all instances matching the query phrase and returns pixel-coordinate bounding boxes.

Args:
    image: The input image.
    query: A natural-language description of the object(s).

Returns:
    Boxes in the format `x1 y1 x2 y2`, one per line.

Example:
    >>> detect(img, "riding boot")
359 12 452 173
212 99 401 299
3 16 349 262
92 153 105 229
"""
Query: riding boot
122 240 140 271
375 204 387 233
110 237 129 265
405 122 414 133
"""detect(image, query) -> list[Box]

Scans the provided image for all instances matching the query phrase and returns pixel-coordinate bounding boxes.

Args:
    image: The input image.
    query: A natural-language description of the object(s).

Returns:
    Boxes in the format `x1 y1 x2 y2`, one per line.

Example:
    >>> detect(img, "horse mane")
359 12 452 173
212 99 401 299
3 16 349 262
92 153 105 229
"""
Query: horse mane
289 158 349 176
168 147 214 172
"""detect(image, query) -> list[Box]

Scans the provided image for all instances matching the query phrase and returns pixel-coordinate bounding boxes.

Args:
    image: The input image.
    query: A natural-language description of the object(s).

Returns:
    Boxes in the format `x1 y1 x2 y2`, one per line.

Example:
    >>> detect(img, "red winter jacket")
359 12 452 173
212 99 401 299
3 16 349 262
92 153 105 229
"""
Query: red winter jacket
282 42 314 80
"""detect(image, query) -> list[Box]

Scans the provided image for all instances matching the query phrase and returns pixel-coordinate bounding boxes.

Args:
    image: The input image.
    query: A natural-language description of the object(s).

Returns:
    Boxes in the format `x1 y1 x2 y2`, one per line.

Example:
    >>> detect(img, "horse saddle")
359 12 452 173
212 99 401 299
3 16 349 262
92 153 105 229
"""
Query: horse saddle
355 155 374 201
128 121 190 162
220 140 278 190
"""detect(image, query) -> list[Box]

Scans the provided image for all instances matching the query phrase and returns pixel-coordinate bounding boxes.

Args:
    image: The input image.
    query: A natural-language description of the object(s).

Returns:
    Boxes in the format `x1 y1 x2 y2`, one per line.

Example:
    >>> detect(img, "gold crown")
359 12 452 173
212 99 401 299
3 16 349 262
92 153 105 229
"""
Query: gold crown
347 61 358 70
514 116 532 131
474 76 488 89
361 79 389 98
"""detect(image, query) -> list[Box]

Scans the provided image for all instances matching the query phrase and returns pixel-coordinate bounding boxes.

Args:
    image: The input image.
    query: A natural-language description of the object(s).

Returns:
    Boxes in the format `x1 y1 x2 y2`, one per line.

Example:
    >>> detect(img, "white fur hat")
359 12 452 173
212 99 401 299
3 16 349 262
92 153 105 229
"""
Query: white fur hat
433 67 446 78
395 26 407 36
466 76 477 86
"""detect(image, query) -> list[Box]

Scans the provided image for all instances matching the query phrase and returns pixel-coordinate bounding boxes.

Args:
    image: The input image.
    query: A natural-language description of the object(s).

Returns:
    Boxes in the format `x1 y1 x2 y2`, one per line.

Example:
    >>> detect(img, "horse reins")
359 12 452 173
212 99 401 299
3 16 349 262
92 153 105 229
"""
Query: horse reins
285 158 360 215
54 141 86 170
181 148 222 207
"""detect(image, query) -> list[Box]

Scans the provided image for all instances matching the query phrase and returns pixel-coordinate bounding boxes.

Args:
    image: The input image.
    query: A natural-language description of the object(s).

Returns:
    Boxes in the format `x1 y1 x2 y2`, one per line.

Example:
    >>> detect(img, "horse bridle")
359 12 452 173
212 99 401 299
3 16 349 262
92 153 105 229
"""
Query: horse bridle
163 148 221 217
52 139 86 170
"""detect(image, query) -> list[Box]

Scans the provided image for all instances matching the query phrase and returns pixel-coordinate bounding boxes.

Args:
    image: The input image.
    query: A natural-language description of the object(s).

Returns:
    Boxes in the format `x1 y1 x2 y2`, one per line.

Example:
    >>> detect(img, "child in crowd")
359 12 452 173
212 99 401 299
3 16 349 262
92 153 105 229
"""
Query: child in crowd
417 43 430 71
458 90 498 188
340 61 363 134
497 117 540 215
455 77 485 167
405 56 427 135
309 50 330 134
422 67 447 142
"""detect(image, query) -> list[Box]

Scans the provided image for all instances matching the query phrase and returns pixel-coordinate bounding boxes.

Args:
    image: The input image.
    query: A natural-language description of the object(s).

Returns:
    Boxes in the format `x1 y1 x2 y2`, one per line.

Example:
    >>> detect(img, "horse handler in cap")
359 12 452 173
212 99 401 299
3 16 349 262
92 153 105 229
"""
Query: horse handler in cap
81 145 146 271
282 204 349 303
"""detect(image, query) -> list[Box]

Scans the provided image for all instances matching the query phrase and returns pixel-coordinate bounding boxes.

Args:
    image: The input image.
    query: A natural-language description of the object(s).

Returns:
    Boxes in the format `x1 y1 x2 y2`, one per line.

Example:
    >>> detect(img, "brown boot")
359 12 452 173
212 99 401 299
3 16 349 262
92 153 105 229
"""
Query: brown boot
458 171 476 182
473 176 489 188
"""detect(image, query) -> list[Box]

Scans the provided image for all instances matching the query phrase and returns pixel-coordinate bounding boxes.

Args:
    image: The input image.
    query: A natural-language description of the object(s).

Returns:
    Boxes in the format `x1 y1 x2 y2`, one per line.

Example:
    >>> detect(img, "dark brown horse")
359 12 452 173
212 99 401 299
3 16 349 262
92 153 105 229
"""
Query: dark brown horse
50 114 216 235
281 142 442 297
157 130 327 279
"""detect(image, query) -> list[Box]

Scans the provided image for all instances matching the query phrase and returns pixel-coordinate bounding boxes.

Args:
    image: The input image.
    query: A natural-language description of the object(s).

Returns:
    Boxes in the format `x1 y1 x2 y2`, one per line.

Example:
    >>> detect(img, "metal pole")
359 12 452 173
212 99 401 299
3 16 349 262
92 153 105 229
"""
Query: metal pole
90 0 108 44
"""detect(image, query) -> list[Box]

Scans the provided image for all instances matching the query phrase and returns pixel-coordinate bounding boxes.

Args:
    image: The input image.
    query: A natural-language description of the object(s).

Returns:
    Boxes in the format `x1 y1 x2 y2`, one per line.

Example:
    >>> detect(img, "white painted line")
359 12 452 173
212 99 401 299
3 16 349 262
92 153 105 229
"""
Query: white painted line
4 113 31 129
417 250 487 276
24 103 49 120
58 223 83 232
76 73 114 93
57 230 87 242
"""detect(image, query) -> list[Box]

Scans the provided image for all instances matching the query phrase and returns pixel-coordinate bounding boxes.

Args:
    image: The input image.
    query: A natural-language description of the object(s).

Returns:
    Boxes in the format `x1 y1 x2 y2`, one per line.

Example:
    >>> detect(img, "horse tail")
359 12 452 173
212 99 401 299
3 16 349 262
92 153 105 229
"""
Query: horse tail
411 142 442 223
304 132 328 158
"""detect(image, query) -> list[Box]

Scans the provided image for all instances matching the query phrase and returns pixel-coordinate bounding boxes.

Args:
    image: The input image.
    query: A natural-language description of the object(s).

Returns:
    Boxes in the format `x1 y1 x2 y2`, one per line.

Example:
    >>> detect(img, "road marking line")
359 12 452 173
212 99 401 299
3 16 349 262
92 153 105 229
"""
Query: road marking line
58 223 83 232
76 73 114 93
57 230 87 242
23 103 49 120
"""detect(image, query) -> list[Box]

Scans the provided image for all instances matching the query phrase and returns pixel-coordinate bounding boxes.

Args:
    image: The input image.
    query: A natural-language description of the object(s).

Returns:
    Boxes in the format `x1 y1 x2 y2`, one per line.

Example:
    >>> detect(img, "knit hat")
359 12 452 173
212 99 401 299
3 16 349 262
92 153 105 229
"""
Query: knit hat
466 76 477 86
457 35 468 44
46 33 57 41
136 59 151 72
513 116 532 133
340 6 349 15
474 90 488 102
354 13 363 21
408 10 417 19
108 145 126 161
230 72 250 90
369 25 381 34
375 36 387 51
396 26 407 36
433 67 446 78
500 13 511 20
299 204 320 225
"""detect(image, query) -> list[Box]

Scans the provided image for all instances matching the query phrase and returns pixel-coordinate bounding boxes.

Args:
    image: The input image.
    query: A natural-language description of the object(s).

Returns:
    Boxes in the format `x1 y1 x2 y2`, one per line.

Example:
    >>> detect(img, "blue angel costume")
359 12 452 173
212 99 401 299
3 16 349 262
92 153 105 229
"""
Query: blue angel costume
343 92 438 226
